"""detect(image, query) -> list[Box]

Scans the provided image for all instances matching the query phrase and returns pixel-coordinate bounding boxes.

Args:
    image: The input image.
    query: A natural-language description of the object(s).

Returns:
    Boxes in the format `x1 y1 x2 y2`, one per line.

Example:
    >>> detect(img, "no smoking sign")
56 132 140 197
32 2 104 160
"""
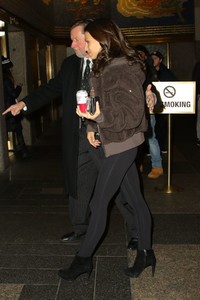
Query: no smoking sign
152 81 196 114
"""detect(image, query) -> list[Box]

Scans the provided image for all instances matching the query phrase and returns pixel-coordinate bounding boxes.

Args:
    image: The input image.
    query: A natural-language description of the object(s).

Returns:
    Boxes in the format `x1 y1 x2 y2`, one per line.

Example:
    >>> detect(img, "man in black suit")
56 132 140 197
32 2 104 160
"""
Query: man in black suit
2 20 155 250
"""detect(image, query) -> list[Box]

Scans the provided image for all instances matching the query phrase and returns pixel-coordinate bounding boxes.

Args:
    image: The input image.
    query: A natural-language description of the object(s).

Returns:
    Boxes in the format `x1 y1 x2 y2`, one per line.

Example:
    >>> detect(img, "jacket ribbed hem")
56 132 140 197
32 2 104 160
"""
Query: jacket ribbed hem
103 132 144 157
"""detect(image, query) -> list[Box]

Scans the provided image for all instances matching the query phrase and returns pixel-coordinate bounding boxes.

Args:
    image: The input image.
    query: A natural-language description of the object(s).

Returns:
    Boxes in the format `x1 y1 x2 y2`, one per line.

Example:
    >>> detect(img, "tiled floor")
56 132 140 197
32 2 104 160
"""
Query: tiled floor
0 115 200 300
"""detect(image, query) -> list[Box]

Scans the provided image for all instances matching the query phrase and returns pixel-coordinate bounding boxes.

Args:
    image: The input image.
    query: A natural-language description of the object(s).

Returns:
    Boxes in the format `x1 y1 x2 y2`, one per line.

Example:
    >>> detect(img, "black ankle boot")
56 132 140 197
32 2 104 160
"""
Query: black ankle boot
58 255 93 281
125 249 156 278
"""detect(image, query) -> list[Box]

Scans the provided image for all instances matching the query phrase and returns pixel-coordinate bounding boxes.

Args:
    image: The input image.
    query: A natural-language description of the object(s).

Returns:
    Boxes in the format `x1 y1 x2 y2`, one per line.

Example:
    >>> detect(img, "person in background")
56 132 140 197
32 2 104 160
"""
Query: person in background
58 18 156 282
1 56 29 158
151 51 177 154
135 46 164 179
192 61 200 147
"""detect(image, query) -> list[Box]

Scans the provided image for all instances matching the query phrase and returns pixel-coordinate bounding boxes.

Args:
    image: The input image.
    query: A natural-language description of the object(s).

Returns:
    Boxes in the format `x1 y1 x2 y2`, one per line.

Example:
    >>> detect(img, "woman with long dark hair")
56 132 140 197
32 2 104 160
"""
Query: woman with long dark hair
58 18 156 281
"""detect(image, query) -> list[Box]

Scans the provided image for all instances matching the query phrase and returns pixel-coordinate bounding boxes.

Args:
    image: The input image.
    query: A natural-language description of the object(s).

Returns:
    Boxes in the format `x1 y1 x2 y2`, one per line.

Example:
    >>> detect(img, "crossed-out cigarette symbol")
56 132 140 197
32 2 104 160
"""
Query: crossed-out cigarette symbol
163 86 176 98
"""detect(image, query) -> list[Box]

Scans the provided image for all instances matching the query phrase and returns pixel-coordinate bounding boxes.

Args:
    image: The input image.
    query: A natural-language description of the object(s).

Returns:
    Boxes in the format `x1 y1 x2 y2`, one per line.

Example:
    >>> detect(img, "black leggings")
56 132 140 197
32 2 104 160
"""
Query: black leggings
78 147 152 257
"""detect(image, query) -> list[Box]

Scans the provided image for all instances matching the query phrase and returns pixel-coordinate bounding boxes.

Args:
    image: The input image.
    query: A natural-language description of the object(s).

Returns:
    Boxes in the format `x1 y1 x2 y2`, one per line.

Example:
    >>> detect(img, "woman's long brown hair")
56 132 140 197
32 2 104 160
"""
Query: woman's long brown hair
84 18 145 77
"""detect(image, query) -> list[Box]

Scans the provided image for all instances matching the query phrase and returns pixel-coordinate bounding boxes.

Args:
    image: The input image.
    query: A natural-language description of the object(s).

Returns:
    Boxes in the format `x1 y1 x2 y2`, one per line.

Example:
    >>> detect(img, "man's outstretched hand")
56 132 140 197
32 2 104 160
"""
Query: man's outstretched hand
2 101 26 116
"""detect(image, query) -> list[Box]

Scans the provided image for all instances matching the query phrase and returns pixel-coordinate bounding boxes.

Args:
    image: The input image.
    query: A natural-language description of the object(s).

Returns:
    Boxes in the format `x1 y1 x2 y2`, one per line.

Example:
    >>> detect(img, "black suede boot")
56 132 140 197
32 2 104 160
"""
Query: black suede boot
58 255 93 281
125 249 156 278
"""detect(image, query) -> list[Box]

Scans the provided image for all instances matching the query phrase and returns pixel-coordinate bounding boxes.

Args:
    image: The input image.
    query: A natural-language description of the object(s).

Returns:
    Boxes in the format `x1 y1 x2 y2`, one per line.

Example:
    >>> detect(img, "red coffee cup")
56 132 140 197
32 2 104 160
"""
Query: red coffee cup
76 90 88 113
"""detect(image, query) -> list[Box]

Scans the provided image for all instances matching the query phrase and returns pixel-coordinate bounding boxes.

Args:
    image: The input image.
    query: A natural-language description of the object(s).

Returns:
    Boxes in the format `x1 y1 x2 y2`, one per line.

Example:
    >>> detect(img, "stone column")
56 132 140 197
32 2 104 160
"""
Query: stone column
195 0 200 60
0 48 9 172
8 31 32 145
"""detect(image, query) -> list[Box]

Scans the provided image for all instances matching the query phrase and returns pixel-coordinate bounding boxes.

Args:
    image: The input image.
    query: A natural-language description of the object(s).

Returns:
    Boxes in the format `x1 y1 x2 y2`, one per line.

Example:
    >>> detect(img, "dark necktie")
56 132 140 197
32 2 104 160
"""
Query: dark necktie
81 59 90 93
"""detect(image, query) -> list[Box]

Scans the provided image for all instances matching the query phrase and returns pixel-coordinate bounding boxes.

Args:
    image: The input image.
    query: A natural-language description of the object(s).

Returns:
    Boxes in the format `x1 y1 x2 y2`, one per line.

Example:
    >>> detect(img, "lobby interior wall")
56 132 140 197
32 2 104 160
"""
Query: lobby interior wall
0 0 54 37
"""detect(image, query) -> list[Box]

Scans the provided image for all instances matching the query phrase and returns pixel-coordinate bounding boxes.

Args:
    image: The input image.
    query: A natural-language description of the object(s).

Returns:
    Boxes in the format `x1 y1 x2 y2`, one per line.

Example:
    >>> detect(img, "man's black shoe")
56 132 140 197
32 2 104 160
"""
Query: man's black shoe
61 231 85 242
127 237 138 250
